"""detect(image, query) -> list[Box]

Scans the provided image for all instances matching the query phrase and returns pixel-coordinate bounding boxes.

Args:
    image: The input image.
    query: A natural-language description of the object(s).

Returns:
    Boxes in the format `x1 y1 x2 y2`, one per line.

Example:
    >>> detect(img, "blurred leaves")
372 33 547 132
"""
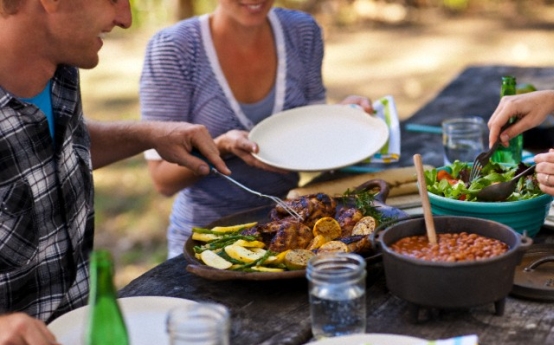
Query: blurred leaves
127 0 553 29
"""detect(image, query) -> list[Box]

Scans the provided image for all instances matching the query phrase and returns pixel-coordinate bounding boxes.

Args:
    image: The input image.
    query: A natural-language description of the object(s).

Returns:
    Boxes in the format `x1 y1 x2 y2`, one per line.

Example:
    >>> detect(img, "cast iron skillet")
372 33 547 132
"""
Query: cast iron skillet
183 179 409 281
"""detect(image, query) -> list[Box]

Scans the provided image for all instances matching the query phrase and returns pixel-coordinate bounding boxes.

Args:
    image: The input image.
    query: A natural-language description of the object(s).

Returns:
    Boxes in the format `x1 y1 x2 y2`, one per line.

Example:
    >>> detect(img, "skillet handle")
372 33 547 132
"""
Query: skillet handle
353 179 391 203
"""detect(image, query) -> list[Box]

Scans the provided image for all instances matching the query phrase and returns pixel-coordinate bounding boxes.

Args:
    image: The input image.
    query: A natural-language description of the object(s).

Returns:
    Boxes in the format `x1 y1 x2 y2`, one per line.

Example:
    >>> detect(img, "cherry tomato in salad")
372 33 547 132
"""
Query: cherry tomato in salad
437 170 458 186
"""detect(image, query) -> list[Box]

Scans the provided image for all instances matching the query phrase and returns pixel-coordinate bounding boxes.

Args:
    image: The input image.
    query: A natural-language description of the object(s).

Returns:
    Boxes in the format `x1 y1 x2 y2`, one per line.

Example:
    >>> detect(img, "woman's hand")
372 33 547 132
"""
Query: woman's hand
339 95 374 114
488 90 554 148
534 148 554 196
216 130 288 173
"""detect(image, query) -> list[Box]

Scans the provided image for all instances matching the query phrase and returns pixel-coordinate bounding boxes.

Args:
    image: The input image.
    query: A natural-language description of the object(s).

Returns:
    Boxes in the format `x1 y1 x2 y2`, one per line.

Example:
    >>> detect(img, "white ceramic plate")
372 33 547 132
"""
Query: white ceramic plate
249 104 389 171
308 333 425 345
48 296 196 345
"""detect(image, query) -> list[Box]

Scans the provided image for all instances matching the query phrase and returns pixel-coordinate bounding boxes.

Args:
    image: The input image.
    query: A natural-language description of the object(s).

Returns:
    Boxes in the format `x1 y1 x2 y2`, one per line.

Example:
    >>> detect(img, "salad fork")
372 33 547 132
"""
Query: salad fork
469 122 510 182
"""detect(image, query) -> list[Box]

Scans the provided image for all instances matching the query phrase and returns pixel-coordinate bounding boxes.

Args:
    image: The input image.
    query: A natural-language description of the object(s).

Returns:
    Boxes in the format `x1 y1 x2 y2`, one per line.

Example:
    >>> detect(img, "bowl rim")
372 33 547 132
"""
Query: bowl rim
428 189 553 208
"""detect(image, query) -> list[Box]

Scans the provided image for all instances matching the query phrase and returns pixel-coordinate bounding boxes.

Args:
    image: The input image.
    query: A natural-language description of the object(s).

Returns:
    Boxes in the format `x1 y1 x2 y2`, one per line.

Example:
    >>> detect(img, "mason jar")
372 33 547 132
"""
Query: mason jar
166 302 230 345
306 253 367 340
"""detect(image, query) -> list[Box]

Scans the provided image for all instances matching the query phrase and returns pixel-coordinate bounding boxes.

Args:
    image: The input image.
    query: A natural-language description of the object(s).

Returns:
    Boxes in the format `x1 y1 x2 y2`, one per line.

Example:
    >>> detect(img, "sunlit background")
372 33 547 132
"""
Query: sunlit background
80 0 554 288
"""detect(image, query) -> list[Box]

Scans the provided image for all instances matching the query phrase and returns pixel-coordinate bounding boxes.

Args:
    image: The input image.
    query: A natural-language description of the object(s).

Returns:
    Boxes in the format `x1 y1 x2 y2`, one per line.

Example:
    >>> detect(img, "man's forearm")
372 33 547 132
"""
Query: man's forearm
87 119 153 170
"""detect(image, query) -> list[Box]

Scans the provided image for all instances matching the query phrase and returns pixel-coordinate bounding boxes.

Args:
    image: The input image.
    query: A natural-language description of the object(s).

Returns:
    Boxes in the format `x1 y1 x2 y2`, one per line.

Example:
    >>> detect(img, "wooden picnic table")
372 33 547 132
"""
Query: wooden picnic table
119 65 554 345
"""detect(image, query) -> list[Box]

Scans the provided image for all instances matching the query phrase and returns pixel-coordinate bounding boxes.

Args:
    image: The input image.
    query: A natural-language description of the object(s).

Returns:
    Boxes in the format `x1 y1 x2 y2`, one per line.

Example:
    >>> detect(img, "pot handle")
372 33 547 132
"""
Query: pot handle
515 232 533 263
353 179 390 204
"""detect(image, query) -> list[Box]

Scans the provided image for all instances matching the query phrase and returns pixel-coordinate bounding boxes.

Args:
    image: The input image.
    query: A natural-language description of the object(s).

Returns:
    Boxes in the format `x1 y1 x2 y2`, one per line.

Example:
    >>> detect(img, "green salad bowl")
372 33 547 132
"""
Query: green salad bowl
428 166 553 237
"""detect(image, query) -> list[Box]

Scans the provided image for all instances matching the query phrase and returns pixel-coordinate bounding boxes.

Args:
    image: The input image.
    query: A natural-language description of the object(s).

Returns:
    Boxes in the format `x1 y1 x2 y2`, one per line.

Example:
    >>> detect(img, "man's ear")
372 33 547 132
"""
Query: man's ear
38 0 60 13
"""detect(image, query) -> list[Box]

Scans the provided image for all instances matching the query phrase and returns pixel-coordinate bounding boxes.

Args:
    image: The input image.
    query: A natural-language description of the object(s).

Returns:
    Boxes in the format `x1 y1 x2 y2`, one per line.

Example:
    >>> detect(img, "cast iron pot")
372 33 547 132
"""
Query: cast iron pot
376 215 532 320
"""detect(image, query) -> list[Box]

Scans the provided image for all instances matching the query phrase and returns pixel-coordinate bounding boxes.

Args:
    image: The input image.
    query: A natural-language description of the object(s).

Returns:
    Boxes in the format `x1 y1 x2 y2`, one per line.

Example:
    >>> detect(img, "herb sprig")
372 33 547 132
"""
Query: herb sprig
340 189 395 224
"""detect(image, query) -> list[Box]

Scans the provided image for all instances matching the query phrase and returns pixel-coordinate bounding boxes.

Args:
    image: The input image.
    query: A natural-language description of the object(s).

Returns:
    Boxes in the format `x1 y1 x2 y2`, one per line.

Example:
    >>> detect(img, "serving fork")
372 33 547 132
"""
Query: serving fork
469 122 510 182
209 168 303 221
192 150 303 221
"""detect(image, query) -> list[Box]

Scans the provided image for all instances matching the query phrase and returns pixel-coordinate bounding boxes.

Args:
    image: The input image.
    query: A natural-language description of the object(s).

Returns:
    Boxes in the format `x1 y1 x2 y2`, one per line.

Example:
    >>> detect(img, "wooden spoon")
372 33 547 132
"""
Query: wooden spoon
413 154 437 245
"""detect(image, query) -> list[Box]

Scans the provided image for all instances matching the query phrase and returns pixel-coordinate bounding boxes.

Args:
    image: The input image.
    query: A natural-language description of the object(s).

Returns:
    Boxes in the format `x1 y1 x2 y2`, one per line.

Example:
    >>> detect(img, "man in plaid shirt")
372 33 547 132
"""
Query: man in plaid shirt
0 0 231 343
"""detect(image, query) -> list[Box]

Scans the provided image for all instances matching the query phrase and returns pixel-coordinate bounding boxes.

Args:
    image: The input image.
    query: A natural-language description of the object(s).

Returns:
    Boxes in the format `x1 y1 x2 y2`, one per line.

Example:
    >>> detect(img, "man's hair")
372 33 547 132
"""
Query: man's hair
1 0 21 15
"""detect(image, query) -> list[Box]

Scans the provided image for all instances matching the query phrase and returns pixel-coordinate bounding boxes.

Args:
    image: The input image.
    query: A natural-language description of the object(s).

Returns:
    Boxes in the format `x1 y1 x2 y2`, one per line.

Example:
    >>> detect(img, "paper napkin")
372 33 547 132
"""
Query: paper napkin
340 95 400 173
366 95 400 163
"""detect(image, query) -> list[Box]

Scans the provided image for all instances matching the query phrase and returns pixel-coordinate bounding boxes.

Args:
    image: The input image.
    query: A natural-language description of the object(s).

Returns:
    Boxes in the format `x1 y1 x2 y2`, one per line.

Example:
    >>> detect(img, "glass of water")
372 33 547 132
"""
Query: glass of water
306 253 366 340
166 302 230 345
442 117 485 165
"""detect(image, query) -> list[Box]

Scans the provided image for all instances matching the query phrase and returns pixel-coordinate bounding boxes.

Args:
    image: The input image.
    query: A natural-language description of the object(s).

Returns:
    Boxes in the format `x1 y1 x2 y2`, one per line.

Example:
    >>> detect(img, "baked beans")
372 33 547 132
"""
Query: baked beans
390 232 509 262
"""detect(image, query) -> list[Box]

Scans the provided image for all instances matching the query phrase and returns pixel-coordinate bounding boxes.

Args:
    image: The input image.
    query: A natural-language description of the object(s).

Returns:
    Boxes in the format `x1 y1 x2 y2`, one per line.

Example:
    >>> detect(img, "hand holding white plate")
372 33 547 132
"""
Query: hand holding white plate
248 104 389 171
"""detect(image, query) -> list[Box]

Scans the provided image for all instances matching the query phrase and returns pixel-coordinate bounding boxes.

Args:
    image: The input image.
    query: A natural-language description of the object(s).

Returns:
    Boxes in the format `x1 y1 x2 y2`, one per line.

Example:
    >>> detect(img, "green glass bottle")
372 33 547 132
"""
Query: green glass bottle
84 250 129 345
491 76 523 164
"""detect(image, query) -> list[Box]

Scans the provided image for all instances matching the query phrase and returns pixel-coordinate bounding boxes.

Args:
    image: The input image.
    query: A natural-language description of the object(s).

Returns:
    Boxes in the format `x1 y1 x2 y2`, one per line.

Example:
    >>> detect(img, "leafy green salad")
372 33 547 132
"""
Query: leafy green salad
424 160 543 202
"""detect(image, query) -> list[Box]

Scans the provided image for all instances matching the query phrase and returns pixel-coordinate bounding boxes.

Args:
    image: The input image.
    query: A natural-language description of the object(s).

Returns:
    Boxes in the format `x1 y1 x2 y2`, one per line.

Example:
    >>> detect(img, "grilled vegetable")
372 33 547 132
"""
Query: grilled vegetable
233 239 266 248
351 216 377 236
317 241 350 255
211 221 258 234
284 249 316 270
312 217 341 239
307 234 330 251
192 232 221 242
200 250 233 270
225 245 266 264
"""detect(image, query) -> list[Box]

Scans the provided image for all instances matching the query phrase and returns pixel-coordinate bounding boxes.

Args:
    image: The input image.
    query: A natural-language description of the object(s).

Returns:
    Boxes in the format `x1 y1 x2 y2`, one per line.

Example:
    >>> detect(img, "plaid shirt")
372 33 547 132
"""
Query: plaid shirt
0 65 94 322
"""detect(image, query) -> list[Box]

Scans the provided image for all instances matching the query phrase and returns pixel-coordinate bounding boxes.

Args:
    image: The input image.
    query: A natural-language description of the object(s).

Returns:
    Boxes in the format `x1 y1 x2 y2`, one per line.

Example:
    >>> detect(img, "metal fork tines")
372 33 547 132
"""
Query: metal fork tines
211 168 304 221
469 122 510 182
469 140 501 182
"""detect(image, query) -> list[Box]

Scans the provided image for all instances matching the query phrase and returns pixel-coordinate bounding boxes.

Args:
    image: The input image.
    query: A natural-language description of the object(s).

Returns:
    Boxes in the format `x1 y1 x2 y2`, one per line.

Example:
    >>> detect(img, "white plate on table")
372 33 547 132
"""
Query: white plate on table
249 104 389 172
308 333 425 345
48 296 196 345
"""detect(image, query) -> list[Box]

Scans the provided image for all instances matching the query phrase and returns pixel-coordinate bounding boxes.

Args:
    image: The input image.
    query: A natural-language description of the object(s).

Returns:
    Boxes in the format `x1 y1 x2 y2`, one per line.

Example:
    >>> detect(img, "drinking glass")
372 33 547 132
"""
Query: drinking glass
306 253 367 340
166 302 230 345
442 117 485 165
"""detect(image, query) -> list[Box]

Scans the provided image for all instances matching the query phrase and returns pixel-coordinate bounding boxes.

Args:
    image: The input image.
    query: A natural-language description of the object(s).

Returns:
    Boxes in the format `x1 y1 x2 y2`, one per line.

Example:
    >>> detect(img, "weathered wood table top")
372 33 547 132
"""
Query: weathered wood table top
119 65 554 345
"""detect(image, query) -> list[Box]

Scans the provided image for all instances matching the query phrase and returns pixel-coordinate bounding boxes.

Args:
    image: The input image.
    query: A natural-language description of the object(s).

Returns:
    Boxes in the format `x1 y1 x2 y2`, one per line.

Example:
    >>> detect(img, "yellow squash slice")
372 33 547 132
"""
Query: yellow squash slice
200 250 233 270
211 221 258 234
233 239 266 248
192 232 221 242
251 266 285 272
224 245 265 263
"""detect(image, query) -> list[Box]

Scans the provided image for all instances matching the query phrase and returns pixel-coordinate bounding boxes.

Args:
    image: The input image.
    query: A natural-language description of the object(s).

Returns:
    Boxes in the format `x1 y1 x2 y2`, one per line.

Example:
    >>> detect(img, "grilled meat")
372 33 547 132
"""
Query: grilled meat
340 235 373 255
268 220 314 253
241 220 289 247
242 193 375 256
335 207 364 237
271 193 337 228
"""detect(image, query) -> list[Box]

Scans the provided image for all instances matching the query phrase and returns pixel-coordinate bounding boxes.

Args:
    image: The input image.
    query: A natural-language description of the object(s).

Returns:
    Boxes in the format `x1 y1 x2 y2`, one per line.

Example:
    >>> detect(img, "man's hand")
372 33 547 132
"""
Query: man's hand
0 313 59 345
150 122 231 176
